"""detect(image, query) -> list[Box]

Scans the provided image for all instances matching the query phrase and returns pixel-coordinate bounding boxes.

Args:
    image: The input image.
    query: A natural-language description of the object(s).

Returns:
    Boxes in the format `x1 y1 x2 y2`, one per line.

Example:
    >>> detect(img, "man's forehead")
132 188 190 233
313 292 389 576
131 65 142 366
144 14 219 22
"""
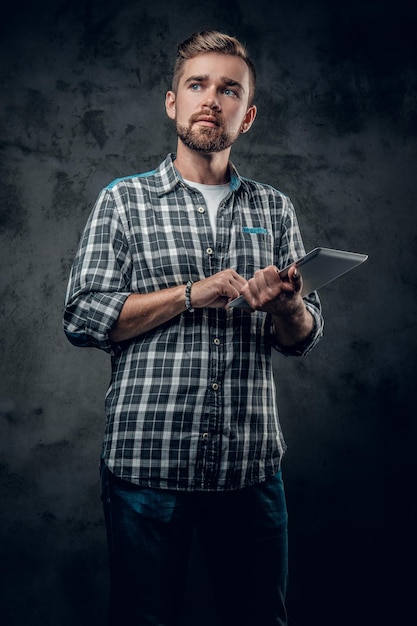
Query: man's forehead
180 52 250 86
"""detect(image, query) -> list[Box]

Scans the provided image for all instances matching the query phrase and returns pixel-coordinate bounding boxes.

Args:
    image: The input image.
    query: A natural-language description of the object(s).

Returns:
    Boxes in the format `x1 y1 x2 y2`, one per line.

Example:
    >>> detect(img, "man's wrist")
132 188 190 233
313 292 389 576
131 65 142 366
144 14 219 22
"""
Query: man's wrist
270 298 307 322
271 304 314 345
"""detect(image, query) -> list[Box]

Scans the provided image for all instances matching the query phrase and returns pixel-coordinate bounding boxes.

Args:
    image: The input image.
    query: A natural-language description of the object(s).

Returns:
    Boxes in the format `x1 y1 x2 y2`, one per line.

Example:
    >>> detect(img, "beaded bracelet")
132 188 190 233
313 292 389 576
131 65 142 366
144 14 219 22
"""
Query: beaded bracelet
185 280 194 312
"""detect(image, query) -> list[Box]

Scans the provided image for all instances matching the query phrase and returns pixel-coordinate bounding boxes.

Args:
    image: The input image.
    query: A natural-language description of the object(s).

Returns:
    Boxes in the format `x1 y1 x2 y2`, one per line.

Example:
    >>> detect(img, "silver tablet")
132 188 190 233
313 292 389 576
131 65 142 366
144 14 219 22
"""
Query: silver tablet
228 247 368 309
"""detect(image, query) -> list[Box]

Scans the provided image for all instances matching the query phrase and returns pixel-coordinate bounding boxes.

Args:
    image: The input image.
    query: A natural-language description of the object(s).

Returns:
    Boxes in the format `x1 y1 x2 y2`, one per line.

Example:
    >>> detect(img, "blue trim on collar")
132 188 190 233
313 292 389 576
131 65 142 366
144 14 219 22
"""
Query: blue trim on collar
105 170 157 190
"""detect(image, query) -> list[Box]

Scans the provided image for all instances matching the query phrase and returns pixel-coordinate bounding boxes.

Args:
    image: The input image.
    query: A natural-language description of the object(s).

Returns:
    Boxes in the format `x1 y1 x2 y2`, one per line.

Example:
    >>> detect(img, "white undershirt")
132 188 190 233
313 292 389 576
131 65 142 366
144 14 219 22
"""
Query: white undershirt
184 179 230 244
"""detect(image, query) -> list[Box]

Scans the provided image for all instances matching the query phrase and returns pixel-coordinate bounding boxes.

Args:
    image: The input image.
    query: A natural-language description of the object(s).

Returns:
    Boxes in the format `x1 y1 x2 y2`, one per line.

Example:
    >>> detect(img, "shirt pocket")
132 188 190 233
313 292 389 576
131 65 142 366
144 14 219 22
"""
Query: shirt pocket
227 227 275 277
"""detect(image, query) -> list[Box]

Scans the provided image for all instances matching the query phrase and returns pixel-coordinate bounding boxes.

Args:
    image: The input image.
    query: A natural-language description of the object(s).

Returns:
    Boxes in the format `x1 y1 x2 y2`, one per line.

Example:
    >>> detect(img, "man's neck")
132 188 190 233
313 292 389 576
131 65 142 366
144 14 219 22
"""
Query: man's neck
174 141 231 185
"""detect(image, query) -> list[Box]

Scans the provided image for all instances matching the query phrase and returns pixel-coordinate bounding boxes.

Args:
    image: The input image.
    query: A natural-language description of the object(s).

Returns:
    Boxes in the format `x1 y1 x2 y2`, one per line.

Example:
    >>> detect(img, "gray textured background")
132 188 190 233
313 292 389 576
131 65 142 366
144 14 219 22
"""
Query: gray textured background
1 0 416 624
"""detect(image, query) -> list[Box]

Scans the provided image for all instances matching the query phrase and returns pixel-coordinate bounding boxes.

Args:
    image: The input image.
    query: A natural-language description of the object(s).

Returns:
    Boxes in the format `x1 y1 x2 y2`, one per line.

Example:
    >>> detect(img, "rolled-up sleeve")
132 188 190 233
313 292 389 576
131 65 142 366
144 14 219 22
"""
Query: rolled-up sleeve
63 187 132 354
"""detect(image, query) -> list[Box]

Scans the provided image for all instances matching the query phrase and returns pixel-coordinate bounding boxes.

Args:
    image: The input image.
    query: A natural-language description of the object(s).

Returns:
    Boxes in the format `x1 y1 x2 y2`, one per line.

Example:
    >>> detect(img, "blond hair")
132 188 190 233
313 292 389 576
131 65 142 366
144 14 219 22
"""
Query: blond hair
172 30 256 105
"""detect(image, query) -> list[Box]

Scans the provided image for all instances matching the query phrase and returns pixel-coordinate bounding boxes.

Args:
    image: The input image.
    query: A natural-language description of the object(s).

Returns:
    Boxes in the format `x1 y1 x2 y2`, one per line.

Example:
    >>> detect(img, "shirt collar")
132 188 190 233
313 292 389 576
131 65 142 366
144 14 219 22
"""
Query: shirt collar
155 153 244 196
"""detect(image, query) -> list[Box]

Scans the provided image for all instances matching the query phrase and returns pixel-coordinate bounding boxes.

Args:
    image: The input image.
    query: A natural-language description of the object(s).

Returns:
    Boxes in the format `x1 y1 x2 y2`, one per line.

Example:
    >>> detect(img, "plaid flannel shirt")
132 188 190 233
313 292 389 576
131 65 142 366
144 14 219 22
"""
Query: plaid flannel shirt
64 154 323 491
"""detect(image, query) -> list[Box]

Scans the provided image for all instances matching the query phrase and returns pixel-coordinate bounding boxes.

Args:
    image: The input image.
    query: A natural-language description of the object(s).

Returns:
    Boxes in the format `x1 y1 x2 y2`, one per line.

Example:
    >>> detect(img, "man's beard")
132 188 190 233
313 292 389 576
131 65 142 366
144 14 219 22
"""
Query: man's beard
176 114 239 154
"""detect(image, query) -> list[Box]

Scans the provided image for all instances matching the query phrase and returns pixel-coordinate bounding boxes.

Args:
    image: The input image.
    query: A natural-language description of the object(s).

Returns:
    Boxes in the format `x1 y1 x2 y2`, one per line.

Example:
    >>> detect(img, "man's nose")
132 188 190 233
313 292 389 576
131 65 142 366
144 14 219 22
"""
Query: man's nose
202 87 221 110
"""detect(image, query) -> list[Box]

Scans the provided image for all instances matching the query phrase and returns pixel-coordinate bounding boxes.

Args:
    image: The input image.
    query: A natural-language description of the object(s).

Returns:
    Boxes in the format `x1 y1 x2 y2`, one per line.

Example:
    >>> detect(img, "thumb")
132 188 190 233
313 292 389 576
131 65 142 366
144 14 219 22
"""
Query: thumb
288 265 302 292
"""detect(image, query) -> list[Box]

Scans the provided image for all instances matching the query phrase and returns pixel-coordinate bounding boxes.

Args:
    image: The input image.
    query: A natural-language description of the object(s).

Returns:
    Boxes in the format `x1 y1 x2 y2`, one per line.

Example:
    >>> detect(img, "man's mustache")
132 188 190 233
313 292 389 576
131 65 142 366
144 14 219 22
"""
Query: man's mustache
190 110 222 126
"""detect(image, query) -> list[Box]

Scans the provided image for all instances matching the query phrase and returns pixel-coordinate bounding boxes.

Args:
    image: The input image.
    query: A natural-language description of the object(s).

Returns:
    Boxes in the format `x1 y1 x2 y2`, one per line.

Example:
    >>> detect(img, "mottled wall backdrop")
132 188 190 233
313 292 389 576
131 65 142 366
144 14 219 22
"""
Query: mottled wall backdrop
1 1 416 625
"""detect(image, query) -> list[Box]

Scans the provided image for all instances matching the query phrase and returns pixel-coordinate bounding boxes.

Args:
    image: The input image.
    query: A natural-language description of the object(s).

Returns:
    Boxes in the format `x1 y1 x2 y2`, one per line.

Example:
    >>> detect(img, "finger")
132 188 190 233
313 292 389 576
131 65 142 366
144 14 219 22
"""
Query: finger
288 265 302 293
260 265 280 287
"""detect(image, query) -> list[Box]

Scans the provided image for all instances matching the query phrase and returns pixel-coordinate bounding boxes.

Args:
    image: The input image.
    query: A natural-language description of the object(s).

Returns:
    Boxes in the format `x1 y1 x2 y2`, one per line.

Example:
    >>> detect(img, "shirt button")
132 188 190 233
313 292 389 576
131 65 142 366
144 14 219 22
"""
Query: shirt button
206 247 213 255
197 206 205 213
202 432 209 440
213 338 221 346
212 382 219 391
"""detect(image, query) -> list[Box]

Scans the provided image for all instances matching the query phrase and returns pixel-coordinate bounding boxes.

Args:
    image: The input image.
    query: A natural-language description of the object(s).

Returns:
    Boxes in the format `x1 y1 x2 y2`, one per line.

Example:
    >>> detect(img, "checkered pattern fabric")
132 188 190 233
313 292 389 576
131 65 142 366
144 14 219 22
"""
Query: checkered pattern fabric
64 154 323 490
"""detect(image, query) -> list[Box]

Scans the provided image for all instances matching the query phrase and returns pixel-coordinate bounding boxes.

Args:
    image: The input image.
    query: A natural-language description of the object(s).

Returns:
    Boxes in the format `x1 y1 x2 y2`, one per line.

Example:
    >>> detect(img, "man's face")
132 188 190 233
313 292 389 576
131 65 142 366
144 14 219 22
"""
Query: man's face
166 52 256 154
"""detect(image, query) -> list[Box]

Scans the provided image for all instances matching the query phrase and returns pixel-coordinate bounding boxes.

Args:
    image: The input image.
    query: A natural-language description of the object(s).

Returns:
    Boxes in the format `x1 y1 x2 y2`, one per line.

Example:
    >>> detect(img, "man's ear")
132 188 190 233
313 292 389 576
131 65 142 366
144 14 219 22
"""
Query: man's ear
240 105 257 133
165 91 176 120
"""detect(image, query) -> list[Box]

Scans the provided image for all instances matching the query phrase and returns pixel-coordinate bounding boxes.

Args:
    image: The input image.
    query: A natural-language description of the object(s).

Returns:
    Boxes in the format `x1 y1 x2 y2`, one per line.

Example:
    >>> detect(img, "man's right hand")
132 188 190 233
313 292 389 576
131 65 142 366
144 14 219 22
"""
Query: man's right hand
190 269 247 309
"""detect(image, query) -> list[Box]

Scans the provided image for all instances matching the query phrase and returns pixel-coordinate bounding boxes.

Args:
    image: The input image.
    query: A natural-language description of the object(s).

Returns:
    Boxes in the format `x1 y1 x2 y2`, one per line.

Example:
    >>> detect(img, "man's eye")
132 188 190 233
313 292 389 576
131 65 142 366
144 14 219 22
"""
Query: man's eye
224 88 238 97
190 83 201 91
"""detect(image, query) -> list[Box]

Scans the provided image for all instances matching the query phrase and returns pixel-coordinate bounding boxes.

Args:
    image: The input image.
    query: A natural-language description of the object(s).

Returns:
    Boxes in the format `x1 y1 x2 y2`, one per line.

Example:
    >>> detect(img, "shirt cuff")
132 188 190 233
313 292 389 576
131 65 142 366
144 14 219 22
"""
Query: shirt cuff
84 292 130 354
270 301 324 357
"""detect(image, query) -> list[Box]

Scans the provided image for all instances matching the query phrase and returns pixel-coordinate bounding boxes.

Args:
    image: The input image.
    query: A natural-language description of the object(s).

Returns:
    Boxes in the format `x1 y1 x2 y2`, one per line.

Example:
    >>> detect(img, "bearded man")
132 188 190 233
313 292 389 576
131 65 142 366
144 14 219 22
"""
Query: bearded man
64 30 324 626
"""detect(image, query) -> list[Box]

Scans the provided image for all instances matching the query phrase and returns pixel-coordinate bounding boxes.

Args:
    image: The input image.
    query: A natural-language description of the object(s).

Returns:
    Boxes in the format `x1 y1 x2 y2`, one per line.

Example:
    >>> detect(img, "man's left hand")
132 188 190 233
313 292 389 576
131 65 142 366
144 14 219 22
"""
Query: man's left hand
239 264 305 317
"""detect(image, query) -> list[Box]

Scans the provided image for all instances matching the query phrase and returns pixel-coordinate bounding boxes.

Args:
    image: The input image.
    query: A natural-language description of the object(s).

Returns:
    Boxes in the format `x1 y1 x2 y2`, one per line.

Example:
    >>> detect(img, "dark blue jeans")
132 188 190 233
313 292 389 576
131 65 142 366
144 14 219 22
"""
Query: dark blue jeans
101 462 288 626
